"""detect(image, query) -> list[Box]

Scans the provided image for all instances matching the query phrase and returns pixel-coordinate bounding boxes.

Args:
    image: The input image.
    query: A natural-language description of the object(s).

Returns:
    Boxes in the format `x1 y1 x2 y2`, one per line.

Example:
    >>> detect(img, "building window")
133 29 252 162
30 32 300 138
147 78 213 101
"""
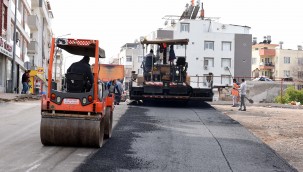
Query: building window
265 58 272 66
204 41 214 50
221 58 231 68
252 58 256 65
2 4 7 33
283 70 290 77
204 57 214 67
298 71 303 79
284 57 290 64
221 75 231 85
180 23 190 32
138 56 143 63
298 58 303 65
126 56 132 62
264 71 270 77
222 42 231 51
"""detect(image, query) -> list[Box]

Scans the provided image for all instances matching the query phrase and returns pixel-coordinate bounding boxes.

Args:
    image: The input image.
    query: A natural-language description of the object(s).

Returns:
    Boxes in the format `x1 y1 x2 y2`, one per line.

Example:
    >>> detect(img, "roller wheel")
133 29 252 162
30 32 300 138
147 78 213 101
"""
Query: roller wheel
40 116 105 148
104 107 113 139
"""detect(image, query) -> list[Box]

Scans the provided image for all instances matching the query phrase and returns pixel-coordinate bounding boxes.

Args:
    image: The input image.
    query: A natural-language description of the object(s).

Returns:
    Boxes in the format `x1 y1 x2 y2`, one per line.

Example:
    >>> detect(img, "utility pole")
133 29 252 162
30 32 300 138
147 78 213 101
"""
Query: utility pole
11 0 18 93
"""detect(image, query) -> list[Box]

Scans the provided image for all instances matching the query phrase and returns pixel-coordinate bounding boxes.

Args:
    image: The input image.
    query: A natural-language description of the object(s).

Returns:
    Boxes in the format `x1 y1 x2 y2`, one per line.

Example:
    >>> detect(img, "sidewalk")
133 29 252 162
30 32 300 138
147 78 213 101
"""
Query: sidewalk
210 100 303 109
0 93 40 103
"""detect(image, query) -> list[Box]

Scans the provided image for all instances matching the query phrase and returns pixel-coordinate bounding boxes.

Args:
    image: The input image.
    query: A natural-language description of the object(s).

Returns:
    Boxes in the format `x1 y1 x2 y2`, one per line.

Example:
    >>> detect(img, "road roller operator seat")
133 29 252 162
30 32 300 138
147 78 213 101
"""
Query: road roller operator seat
65 73 87 93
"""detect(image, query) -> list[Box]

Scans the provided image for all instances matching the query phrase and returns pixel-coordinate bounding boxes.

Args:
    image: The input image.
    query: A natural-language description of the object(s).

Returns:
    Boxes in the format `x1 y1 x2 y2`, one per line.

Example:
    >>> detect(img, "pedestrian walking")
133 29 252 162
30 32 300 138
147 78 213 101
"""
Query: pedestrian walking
238 78 247 111
21 70 30 94
231 79 240 107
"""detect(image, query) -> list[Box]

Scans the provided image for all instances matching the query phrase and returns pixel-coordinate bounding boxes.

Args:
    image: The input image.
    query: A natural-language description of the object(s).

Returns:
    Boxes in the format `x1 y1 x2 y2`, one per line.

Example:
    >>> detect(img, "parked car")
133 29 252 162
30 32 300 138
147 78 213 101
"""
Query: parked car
252 77 273 81
282 77 293 81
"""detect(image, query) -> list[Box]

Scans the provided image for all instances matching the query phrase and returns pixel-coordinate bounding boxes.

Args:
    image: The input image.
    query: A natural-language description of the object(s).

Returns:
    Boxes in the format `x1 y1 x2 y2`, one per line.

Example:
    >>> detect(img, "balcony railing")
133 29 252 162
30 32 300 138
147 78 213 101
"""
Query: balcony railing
259 62 275 70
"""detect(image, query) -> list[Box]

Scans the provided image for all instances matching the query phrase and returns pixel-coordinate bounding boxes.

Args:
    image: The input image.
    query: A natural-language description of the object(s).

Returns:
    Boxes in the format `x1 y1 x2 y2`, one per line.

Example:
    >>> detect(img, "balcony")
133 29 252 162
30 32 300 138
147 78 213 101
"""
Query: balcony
28 41 38 54
259 62 275 70
28 15 39 31
259 49 276 57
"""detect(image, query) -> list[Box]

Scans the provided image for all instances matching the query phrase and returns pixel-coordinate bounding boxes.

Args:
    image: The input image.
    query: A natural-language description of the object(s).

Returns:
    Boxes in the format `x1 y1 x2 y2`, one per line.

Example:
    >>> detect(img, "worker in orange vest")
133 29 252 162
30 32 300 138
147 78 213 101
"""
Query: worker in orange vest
231 79 240 107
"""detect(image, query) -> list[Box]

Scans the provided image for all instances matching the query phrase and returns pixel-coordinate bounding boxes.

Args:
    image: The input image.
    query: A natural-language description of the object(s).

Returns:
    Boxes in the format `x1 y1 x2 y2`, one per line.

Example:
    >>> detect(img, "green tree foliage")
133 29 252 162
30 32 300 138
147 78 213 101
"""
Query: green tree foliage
275 86 303 104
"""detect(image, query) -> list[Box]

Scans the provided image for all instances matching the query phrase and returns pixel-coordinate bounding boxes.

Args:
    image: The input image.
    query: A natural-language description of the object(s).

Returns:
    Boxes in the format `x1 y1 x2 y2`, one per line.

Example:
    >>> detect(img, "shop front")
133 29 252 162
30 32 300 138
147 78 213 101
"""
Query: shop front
29 67 46 95
0 37 13 93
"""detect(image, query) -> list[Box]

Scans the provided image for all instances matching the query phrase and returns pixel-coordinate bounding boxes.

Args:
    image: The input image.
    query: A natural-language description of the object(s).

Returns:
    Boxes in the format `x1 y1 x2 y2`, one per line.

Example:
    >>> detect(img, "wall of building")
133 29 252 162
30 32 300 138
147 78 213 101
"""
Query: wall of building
173 19 251 87
275 49 303 79
234 34 252 79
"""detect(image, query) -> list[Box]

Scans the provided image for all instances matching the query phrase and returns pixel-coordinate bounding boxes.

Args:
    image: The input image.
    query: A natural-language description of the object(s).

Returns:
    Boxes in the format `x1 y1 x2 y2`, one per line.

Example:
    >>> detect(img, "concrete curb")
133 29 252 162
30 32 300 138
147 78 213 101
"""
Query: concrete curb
0 94 41 103
210 101 303 110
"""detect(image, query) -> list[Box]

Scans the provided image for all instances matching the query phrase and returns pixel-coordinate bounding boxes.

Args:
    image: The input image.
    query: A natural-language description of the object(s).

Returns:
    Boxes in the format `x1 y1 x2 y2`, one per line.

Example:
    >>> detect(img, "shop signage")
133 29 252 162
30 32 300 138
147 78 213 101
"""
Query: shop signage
0 37 12 58
37 67 44 74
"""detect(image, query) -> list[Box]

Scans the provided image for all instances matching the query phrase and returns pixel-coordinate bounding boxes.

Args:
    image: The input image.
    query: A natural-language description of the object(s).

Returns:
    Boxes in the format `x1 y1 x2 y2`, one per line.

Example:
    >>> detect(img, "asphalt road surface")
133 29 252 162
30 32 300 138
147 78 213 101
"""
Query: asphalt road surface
0 100 297 172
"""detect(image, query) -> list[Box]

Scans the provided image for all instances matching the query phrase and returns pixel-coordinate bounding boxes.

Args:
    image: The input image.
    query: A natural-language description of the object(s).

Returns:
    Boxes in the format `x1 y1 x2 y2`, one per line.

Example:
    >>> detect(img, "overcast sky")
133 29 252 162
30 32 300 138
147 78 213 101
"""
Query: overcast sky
50 0 303 61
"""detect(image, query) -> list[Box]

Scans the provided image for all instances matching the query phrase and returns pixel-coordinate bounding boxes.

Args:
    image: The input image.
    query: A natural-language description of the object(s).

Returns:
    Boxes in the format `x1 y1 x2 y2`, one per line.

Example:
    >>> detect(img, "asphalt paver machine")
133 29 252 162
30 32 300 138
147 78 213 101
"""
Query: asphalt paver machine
129 39 214 103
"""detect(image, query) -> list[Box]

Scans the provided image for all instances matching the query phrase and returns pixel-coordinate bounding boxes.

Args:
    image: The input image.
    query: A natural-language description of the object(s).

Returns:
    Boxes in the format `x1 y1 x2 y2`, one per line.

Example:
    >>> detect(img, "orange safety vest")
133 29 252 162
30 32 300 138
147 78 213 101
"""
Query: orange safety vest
231 83 239 96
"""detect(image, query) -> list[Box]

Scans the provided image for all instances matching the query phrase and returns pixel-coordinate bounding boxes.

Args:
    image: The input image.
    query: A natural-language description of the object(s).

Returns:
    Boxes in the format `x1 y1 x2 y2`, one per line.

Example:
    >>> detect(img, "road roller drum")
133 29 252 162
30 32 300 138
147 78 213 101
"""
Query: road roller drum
40 117 105 147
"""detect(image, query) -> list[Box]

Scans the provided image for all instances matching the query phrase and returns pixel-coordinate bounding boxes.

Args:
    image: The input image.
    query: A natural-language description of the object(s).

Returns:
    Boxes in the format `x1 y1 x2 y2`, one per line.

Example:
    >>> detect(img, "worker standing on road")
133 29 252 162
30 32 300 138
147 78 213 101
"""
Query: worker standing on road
231 79 240 107
114 79 124 105
238 79 247 111
21 70 30 94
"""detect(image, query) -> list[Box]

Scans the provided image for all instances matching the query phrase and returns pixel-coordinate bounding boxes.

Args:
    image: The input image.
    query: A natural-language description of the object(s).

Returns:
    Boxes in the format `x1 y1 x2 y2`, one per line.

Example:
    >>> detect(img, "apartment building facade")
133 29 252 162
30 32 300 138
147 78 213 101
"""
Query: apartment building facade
252 42 303 82
0 0 32 93
117 42 143 90
116 2 252 89
0 0 53 93
27 0 53 93
172 19 251 87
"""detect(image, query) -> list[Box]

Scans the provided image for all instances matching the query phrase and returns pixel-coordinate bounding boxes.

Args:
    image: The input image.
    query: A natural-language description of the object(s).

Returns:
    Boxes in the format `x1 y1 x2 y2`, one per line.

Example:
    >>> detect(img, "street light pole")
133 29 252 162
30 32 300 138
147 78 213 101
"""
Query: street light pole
11 0 18 93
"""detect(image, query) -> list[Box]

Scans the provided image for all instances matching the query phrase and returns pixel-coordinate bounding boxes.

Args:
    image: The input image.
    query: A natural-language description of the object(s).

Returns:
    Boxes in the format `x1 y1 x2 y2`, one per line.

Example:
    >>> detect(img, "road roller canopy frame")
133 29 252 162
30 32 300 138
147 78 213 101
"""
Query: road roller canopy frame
56 38 106 58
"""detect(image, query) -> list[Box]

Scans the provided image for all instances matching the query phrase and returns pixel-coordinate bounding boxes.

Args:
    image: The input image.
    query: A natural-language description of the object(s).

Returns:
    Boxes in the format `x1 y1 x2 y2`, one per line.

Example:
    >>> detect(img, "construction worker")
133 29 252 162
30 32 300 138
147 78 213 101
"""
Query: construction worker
231 79 240 107
67 56 93 92
238 79 247 111
21 70 30 94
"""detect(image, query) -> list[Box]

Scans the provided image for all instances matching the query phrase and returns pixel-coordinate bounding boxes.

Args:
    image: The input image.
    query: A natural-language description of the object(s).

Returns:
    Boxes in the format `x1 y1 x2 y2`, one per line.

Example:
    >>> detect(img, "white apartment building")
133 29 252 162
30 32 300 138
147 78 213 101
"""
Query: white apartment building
117 42 143 90
173 19 251 87
27 0 53 93
116 2 252 89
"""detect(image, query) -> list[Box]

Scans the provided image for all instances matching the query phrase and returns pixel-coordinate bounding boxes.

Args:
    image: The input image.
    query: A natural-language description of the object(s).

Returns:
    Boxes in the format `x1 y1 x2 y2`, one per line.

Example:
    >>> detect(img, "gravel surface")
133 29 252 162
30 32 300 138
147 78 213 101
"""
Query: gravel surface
213 104 303 171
